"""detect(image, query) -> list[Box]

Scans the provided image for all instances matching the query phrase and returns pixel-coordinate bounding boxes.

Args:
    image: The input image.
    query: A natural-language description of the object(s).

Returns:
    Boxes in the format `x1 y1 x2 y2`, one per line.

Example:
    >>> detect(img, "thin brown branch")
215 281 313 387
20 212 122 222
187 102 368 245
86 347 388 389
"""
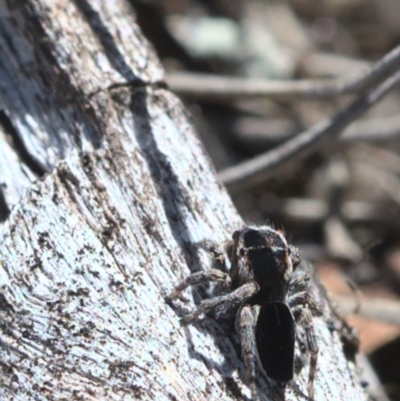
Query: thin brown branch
218 68 400 192
167 45 400 101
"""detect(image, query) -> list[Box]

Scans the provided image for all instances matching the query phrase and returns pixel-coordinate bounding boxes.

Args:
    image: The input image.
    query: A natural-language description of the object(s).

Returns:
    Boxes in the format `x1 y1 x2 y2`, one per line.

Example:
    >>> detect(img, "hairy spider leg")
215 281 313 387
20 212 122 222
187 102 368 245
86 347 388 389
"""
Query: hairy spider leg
166 269 231 301
292 305 319 400
288 271 310 294
287 272 321 316
237 304 258 400
180 282 259 324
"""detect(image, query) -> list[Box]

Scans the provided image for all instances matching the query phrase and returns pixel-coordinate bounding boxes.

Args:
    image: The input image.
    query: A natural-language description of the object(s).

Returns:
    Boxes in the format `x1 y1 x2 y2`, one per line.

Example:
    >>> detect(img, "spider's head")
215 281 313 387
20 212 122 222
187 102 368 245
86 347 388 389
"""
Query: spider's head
231 226 299 291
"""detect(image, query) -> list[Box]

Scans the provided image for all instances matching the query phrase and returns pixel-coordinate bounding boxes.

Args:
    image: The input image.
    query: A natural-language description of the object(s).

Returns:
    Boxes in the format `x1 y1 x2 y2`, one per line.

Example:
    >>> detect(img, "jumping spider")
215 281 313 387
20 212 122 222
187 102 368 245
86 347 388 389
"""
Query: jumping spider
167 226 320 400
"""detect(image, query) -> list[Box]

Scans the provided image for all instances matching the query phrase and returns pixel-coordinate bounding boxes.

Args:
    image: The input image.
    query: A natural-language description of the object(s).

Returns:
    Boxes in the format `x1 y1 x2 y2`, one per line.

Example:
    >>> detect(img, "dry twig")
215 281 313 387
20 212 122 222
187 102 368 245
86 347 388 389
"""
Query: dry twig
167 45 400 101
218 65 400 192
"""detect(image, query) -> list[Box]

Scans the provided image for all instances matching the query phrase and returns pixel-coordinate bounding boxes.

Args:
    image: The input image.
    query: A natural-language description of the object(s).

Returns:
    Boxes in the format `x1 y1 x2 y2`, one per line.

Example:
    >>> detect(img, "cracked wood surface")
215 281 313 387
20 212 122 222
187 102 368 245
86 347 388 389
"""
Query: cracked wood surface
0 1 368 400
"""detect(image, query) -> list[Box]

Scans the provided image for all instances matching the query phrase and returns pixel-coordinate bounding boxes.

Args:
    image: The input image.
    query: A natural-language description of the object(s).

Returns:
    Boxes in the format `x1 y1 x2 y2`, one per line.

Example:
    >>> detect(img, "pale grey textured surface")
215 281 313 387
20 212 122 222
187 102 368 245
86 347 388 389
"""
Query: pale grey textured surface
0 1 367 400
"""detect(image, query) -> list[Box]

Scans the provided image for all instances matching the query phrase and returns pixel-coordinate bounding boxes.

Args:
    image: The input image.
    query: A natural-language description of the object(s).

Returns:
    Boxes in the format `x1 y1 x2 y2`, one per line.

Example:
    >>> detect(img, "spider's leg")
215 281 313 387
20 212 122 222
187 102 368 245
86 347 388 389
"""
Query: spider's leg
237 304 258 400
287 271 321 317
166 269 231 301
294 346 304 375
288 271 310 294
180 282 259 324
196 239 230 272
287 291 321 317
292 306 318 401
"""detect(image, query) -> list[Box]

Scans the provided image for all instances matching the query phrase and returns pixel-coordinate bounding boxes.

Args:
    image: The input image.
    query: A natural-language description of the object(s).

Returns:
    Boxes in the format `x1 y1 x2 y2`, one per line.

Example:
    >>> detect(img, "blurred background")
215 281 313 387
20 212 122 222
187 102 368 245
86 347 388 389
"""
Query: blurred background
133 0 400 399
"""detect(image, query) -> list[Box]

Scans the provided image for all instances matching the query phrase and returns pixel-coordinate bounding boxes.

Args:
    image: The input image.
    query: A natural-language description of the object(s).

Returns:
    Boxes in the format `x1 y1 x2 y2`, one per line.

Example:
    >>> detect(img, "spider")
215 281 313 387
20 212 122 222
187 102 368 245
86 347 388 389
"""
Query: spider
167 226 320 400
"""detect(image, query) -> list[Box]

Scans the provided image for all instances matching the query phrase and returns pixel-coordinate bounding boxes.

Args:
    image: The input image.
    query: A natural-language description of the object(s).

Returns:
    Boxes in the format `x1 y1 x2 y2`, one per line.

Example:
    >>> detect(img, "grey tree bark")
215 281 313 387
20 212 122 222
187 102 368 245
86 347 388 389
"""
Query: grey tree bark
0 1 369 400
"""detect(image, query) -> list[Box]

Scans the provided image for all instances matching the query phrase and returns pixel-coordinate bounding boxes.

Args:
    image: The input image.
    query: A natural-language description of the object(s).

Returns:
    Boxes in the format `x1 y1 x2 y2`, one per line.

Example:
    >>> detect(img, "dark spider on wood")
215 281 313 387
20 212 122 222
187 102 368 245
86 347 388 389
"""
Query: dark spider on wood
167 226 321 401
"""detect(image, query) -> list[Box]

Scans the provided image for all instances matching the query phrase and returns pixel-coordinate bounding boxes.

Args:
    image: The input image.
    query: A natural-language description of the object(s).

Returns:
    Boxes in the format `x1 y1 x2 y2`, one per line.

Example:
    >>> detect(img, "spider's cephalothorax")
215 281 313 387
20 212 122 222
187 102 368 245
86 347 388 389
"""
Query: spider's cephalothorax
229 227 297 302
167 226 319 400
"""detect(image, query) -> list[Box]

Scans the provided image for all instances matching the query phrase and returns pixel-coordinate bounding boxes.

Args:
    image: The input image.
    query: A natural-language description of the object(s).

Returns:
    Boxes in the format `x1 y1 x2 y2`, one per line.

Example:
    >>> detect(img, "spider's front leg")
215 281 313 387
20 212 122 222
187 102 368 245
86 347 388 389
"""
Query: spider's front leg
180 282 259 325
166 269 231 301
197 239 230 273
166 239 232 301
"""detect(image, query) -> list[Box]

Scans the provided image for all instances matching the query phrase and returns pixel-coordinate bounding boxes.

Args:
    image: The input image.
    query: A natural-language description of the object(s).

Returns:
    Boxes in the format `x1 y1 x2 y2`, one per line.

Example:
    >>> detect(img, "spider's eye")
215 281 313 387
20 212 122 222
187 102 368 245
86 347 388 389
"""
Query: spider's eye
239 247 246 256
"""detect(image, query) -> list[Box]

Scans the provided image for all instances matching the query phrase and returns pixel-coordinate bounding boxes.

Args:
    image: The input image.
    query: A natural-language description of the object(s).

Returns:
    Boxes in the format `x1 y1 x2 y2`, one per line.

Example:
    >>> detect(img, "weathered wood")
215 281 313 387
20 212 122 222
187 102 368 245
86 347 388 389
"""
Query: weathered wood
0 1 368 400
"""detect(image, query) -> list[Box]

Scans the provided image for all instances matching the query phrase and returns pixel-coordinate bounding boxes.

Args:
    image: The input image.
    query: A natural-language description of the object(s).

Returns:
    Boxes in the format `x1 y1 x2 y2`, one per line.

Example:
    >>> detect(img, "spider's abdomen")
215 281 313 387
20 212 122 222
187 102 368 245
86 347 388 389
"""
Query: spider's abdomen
255 303 295 383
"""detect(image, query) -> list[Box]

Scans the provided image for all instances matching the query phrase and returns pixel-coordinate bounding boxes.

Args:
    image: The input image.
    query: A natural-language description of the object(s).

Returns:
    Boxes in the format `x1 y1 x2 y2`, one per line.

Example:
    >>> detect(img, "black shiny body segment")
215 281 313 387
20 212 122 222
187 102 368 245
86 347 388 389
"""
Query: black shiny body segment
255 303 296 382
